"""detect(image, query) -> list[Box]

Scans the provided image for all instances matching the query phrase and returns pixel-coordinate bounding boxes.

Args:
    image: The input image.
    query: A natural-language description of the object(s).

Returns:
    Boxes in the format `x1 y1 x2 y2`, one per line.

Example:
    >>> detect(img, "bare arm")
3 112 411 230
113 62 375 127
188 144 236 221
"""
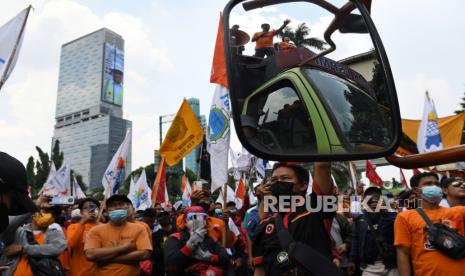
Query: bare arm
254 267 266 276
396 246 411 276
314 162 332 194
85 243 133 262
110 250 150 264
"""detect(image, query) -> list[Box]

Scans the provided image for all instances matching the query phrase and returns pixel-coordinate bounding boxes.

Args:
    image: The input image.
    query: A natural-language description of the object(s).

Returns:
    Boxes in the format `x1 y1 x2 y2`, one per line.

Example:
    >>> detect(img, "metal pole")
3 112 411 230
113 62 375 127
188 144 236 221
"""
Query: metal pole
159 116 163 147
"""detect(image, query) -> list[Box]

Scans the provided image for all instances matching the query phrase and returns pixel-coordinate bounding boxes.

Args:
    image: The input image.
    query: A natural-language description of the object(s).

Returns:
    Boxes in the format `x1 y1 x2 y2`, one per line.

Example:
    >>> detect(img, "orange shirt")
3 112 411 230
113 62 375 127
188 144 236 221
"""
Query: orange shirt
279 41 296 52
13 232 45 276
394 206 465 276
84 222 152 276
134 220 152 243
67 223 97 276
252 31 278 49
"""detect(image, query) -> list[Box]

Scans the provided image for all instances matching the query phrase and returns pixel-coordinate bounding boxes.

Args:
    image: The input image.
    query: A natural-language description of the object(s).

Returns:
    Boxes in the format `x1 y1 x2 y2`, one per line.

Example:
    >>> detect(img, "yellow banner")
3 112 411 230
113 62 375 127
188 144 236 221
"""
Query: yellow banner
398 113 465 155
159 99 205 166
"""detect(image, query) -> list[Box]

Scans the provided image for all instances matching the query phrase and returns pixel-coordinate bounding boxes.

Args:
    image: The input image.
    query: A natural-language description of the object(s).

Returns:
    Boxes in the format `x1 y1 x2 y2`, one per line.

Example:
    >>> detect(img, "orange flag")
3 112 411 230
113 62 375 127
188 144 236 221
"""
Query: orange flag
152 157 167 206
210 14 228 88
235 177 246 209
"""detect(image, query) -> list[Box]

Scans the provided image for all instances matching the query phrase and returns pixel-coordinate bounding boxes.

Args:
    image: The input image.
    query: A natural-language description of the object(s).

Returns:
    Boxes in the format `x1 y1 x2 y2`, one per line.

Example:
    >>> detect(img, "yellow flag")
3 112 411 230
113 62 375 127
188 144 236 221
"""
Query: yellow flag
159 99 204 166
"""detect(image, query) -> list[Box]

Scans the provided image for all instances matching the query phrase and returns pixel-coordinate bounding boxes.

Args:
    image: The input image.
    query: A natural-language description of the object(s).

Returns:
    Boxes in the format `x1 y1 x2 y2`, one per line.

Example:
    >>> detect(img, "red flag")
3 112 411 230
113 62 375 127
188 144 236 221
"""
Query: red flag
181 175 187 193
412 168 421 175
365 160 383 187
235 178 246 209
210 14 228 88
400 168 409 189
152 157 167 205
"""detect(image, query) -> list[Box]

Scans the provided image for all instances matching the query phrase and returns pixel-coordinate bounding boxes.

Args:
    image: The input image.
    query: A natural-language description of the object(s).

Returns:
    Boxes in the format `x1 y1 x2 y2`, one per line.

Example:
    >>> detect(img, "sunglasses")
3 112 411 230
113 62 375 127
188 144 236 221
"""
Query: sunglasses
450 181 465 188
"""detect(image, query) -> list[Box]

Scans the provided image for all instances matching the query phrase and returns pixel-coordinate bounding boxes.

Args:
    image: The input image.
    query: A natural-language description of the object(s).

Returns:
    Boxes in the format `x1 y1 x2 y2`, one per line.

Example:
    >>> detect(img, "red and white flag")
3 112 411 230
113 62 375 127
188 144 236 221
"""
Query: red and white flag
235 177 246 209
413 168 421 175
365 160 383 187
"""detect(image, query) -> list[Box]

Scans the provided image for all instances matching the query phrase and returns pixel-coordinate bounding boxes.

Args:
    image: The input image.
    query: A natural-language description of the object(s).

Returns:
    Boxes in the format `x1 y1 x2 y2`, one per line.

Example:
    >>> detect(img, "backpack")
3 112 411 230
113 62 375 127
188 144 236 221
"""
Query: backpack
416 208 465 259
25 231 66 276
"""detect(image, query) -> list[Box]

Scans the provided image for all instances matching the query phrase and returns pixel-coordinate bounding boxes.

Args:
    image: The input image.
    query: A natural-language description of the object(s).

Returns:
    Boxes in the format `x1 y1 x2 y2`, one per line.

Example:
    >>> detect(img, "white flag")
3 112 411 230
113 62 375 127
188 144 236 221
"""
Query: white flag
182 177 193 206
73 176 86 199
208 84 230 193
417 92 443 153
42 162 71 196
102 129 131 197
38 163 56 195
128 170 152 211
0 6 31 90
306 169 314 195
216 184 236 206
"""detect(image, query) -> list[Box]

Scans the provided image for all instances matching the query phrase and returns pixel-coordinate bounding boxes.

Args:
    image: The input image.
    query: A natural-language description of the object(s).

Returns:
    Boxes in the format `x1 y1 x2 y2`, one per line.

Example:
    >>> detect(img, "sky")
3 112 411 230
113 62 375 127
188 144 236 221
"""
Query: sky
1 0 464 185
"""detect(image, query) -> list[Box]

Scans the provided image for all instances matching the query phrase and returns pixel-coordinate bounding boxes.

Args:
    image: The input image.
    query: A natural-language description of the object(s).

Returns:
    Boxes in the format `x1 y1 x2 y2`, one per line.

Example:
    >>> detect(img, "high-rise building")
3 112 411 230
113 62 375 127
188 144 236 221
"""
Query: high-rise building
184 98 206 174
53 28 132 188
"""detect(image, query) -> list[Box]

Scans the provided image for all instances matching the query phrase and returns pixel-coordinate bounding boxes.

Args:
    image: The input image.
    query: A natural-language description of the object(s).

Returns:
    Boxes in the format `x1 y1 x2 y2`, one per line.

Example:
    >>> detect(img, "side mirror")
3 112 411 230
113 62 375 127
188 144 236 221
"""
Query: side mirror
223 0 401 161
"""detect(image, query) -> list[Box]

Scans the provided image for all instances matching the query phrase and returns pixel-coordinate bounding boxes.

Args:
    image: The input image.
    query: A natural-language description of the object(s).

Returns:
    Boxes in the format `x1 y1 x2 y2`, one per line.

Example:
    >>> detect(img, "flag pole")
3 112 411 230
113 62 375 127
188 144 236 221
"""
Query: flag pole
222 182 228 248
0 5 32 91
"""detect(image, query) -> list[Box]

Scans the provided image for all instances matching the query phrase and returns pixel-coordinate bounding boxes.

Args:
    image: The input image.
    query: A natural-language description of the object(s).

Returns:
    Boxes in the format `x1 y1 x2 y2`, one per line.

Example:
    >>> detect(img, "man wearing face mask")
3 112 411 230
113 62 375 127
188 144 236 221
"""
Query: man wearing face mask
2 206 67 276
67 197 100 276
164 206 231 275
395 172 465 276
84 194 152 276
152 211 175 276
252 162 341 276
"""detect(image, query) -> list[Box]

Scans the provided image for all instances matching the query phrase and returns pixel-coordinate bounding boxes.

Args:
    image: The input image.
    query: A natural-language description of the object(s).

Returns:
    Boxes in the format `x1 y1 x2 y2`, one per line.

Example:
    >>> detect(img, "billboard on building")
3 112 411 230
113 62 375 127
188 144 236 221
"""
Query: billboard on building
102 42 124 106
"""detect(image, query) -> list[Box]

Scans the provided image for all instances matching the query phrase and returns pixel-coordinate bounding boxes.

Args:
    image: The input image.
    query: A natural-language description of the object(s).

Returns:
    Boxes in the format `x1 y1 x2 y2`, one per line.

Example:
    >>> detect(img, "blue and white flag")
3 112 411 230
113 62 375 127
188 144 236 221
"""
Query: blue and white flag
417 92 443 153
128 170 152 211
0 6 31 90
102 128 131 197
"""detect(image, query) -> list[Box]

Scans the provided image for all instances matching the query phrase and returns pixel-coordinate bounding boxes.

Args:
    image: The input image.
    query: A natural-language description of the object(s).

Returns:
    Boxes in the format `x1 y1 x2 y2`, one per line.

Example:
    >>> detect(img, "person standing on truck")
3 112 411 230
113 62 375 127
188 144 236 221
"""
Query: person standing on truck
252 20 290 58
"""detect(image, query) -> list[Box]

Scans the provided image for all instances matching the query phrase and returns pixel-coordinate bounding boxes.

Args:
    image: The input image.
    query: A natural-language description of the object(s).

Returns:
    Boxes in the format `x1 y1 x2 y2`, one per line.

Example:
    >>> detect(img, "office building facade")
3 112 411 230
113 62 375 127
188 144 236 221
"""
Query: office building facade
53 28 131 188
184 98 206 174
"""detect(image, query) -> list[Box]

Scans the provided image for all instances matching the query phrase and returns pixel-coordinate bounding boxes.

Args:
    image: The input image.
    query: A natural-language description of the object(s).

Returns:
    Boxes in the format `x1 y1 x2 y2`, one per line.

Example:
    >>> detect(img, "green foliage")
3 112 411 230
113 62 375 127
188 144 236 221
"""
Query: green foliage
88 186 104 201
185 168 198 183
26 156 36 192
34 146 50 195
52 140 64 169
279 23 326 50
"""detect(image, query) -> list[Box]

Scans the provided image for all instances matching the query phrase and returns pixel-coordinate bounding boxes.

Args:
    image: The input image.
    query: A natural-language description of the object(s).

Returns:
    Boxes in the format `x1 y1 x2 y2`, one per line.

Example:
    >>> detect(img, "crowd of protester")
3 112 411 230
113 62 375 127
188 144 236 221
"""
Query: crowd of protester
2 151 465 276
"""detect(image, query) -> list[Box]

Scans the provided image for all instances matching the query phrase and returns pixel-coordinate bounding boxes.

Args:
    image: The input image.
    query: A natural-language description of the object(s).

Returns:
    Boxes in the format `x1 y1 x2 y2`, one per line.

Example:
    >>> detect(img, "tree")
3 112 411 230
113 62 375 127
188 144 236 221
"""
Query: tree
278 23 326 51
26 156 36 193
185 168 198 184
52 140 64 169
34 146 51 195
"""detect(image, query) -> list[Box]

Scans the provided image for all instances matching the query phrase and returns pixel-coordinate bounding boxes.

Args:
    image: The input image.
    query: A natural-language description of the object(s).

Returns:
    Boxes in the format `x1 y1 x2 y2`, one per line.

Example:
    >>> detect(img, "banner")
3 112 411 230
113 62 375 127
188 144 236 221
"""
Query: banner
102 128 131 197
159 99 204 166
0 6 31 90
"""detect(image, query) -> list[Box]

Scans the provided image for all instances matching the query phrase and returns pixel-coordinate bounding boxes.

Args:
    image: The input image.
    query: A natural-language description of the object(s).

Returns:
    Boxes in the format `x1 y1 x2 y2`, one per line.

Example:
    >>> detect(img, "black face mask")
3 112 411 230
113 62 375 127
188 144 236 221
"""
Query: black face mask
0 203 9 233
271 181 296 198
197 202 211 214
158 216 171 226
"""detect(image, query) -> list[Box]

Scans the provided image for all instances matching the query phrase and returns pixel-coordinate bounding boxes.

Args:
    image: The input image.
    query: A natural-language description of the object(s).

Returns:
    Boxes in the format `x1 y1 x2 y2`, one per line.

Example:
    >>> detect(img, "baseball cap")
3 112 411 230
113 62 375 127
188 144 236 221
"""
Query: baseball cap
0 152 38 215
441 177 465 188
106 194 132 207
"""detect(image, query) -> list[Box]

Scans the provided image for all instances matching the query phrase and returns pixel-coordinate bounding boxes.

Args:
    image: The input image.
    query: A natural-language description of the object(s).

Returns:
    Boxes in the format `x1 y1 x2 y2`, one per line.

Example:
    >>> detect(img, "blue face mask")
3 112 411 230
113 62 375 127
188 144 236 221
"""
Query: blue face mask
108 209 128 221
421 185 443 203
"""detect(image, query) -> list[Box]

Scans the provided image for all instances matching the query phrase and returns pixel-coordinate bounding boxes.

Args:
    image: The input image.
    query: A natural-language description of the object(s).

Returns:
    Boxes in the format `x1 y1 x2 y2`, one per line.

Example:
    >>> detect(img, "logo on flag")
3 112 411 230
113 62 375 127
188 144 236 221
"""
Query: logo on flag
417 92 443 153
209 104 230 143
425 112 442 149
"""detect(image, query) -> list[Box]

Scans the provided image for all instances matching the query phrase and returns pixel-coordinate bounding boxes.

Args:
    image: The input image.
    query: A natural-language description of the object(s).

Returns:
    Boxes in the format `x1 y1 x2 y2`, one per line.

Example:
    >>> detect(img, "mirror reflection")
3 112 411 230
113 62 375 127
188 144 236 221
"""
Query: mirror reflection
227 1 395 156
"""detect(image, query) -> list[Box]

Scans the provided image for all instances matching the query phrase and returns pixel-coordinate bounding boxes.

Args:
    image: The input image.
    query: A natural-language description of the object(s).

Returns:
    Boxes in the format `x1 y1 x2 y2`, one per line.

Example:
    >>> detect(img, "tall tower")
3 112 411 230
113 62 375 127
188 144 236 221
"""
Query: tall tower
184 98 205 174
53 28 132 188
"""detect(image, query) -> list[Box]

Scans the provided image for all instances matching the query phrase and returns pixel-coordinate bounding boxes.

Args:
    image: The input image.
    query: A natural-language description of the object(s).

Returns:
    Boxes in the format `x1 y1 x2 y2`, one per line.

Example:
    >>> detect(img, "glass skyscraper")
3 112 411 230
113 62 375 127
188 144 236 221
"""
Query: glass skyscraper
53 28 132 188
184 98 206 174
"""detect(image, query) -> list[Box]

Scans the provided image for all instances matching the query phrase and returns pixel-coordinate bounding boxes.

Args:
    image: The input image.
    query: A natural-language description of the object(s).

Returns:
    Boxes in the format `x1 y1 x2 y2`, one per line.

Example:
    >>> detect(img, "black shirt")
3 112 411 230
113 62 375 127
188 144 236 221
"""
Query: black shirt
252 192 335 276
152 227 175 276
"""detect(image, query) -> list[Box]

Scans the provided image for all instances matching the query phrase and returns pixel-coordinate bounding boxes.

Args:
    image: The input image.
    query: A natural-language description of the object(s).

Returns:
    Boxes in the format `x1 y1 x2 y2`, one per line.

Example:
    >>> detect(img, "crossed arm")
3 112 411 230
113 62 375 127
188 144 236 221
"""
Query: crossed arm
85 242 150 264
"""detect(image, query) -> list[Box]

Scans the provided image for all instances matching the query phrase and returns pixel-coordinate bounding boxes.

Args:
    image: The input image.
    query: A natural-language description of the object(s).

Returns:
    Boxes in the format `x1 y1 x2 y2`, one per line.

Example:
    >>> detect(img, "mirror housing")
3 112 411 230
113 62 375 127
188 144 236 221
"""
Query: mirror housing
223 0 401 161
